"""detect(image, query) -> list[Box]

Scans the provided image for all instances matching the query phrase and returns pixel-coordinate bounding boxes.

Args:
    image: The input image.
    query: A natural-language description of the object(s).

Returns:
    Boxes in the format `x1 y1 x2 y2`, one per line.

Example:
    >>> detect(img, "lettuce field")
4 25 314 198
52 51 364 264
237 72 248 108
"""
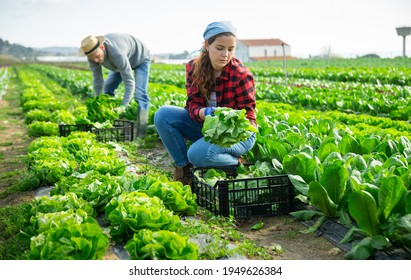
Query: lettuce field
0 57 410 260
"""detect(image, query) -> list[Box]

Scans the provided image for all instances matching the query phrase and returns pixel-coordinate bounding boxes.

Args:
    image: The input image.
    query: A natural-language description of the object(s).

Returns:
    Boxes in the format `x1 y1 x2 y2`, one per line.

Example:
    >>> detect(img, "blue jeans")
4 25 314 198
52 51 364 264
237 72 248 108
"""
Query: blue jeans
103 59 150 110
154 105 256 168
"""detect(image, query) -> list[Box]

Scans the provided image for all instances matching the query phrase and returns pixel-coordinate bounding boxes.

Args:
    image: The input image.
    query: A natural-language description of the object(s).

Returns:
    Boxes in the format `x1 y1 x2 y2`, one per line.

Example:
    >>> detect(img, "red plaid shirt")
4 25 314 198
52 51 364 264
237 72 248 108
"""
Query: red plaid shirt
185 57 257 126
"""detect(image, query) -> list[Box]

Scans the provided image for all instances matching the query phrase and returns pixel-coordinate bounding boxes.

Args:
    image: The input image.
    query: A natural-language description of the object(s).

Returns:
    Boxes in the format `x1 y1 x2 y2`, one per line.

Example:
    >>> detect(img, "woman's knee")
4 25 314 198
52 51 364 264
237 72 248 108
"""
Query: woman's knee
154 106 171 126
187 143 204 167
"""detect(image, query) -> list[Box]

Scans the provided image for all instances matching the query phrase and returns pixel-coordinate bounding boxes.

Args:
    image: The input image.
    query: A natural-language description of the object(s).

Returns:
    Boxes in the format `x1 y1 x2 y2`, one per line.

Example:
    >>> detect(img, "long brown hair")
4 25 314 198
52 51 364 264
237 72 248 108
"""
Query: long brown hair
192 32 235 100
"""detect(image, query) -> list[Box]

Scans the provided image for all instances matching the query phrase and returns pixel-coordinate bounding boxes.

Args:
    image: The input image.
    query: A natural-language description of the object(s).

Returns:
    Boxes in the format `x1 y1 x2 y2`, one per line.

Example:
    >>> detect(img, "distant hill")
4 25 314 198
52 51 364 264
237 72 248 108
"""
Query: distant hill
0 38 36 60
36 46 77 56
0 38 77 60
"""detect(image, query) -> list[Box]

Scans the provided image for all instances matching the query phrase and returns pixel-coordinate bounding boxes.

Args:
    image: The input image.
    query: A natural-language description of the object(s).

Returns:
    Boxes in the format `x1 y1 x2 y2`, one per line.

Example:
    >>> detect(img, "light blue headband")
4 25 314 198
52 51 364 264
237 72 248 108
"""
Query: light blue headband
203 21 237 41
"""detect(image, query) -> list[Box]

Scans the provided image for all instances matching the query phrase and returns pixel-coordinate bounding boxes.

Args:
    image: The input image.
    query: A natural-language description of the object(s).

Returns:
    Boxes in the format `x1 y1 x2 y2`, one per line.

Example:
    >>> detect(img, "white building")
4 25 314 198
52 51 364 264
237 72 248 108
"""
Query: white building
236 39 292 62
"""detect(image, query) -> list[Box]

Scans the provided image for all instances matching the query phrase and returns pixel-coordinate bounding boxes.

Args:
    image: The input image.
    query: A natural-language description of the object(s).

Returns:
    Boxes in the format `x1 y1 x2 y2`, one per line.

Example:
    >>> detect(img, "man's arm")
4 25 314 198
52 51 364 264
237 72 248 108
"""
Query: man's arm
89 62 104 96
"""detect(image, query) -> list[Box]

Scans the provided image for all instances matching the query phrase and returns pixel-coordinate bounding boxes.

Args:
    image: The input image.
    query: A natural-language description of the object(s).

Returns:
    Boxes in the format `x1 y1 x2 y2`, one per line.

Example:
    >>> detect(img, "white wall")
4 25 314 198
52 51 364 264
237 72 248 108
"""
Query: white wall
249 45 291 57
235 40 292 62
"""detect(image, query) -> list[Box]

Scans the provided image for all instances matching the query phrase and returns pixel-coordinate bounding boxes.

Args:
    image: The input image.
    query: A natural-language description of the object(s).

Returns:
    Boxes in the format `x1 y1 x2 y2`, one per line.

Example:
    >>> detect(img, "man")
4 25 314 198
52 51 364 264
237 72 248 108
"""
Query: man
78 33 151 138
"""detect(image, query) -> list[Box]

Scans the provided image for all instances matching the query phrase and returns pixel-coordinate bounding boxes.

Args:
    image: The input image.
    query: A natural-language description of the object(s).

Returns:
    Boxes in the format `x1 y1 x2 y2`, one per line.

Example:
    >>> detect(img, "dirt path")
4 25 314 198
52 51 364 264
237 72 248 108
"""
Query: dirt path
0 93 35 206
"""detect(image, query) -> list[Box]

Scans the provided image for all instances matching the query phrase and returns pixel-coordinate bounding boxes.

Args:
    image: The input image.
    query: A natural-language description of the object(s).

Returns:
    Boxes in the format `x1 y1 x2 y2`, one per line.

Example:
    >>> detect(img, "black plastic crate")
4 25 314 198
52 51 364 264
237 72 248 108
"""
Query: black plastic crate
192 165 294 219
59 119 134 142
59 123 94 136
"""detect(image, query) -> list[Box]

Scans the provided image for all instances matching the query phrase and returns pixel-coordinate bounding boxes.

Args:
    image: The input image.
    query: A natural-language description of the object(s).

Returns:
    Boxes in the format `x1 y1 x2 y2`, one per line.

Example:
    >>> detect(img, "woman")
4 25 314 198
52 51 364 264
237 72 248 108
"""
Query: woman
154 21 257 185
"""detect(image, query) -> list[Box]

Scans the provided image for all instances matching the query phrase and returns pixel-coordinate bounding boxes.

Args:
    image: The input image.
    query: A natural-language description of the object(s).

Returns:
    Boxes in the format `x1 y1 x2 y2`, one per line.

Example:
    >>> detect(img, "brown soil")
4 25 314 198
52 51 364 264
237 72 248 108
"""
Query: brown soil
0 97 345 260
0 98 33 196
236 215 344 259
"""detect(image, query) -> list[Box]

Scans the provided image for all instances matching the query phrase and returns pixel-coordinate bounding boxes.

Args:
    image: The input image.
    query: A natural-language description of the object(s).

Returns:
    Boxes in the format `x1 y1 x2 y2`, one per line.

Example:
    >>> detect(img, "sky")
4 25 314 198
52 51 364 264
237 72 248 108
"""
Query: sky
0 0 410 58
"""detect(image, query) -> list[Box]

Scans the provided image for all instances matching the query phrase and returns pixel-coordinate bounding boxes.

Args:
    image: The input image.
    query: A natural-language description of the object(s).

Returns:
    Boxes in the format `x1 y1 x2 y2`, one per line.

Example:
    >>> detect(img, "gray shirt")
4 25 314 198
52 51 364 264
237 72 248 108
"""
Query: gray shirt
88 33 150 106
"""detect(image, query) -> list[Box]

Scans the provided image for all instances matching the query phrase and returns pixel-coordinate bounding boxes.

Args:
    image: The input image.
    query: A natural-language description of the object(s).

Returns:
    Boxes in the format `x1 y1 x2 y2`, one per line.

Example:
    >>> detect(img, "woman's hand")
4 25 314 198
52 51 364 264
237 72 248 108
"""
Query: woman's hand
200 107 216 120
204 107 216 116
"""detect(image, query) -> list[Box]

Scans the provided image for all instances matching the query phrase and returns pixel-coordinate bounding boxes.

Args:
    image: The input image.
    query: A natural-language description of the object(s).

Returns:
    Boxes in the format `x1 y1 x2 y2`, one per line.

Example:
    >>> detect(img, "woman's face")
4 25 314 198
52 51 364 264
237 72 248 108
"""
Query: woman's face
206 35 236 72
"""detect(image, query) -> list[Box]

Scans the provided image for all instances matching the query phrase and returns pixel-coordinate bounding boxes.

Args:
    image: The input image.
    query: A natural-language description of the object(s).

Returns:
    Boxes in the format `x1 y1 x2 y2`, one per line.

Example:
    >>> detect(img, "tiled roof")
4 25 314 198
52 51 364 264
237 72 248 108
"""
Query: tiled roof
239 39 289 46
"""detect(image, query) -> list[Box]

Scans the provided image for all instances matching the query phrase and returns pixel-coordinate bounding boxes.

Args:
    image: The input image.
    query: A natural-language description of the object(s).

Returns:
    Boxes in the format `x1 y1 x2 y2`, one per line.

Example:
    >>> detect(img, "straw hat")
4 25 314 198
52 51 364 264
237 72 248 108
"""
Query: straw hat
78 35 105 57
